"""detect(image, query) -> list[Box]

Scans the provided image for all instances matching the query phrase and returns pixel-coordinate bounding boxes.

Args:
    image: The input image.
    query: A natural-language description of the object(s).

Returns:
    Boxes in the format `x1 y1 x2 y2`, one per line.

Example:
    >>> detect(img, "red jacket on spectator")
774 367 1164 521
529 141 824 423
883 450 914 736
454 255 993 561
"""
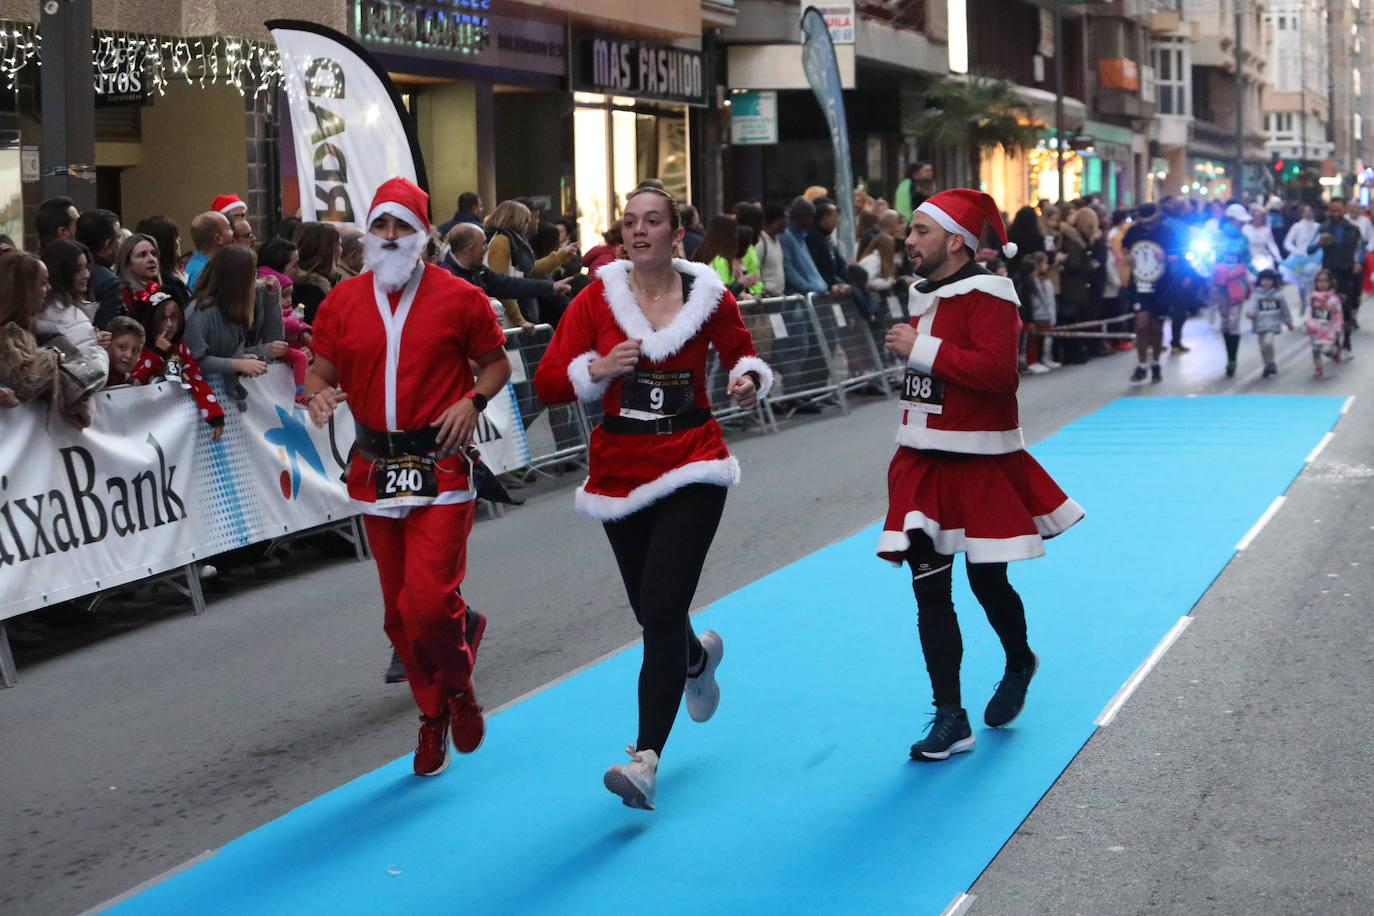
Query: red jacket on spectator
129 341 226 429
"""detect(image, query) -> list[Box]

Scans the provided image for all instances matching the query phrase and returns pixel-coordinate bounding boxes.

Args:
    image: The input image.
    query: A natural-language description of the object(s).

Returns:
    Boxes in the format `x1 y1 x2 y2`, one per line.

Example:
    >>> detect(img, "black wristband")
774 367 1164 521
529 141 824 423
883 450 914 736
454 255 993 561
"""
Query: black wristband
469 392 488 412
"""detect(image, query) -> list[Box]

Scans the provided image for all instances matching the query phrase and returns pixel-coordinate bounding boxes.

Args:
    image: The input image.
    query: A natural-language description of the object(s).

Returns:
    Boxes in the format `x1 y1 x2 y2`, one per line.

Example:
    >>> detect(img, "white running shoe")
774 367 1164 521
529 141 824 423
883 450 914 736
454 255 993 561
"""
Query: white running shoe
685 629 724 722
1041 357 1062 369
604 746 658 810
1027 362 1050 374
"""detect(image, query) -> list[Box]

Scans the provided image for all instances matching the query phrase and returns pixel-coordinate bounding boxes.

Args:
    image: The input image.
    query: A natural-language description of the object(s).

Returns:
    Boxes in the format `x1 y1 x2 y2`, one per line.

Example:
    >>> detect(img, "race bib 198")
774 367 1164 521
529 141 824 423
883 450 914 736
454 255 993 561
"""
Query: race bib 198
375 454 438 500
619 369 694 421
900 368 945 414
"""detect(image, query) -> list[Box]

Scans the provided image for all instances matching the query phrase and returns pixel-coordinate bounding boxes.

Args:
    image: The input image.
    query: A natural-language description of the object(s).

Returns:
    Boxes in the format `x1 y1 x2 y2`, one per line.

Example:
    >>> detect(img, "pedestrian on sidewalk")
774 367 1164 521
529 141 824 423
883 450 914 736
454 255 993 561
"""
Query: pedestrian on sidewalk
304 177 512 778
533 186 773 810
1245 269 1294 378
880 188 1084 763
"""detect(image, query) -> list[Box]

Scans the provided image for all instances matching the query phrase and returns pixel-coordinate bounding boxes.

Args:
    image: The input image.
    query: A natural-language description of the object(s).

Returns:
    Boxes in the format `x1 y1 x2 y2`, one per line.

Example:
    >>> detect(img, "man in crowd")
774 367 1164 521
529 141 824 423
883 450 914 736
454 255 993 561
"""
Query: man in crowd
443 222 571 302
805 199 854 297
78 209 126 329
1160 195 1197 353
185 211 233 291
755 202 788 298
437 191 483 238
893 161 933 222
680 205 705 258
780 197 828 296
212 193 248 220
336 226 365 280
304 177 511 778
35 196 79 250
1310 197 1364 355
231 217 256 248
1122 202 1187 384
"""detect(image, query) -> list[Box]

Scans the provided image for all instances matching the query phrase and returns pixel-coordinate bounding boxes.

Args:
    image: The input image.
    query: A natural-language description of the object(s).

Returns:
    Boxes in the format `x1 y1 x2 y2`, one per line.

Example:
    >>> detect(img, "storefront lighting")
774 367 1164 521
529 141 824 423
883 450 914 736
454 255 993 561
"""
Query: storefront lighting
0 24 39 90
82 30 282 100
1319 176 1341 186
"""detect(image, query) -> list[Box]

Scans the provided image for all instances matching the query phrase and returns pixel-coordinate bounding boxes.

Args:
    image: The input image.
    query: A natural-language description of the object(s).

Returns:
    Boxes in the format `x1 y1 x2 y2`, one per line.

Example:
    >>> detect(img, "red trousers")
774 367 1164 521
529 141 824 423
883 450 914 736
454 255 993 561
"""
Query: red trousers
363 501 475 718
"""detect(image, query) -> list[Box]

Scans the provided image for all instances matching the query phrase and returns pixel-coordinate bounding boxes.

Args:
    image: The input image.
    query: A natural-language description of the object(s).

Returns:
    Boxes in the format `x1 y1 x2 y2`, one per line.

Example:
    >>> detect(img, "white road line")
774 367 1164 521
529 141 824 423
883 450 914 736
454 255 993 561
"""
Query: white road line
1095 616 1193 727
1305 432 1335 464
79 849 220 915
939 892 978 916
1341 395 1356 415
1236 495 1285 551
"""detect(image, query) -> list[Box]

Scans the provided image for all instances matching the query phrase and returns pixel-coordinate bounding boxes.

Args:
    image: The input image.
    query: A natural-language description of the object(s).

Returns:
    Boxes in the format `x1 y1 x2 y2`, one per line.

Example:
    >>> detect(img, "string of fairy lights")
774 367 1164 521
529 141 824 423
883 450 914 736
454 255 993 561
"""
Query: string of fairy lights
0 22 283 99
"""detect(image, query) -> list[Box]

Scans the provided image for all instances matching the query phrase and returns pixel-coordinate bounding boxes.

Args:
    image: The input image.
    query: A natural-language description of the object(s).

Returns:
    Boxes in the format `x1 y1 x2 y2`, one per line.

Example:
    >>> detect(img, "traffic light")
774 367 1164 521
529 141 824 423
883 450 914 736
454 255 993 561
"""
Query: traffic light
1274 158 1285 173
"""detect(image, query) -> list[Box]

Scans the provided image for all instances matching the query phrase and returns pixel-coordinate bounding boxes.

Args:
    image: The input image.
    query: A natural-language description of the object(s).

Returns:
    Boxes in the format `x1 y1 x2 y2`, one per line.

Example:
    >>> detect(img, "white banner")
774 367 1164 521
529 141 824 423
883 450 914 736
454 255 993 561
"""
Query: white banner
268 20 426 226
0 366 538 619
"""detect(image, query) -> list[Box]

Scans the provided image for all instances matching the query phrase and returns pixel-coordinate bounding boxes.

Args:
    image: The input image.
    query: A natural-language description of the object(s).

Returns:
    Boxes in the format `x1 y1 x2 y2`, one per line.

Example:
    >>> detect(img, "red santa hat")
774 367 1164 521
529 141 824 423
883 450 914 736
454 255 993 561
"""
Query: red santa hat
366 177 430 234
916 188 1018 259
211 194 247 216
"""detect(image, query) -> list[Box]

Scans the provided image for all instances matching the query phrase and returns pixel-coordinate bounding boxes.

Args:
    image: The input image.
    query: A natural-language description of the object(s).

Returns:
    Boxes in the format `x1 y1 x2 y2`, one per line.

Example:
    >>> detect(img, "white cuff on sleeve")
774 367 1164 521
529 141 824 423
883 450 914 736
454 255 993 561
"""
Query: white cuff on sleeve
908 334 942 374
728 355 775 399
568 350 609 401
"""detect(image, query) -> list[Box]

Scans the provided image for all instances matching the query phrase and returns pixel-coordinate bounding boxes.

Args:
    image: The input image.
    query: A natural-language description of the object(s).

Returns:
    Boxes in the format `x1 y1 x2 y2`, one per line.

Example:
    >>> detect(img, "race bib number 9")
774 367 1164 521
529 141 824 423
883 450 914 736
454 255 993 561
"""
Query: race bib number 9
900 368 945 414
375 454 438 501
619 369 694 421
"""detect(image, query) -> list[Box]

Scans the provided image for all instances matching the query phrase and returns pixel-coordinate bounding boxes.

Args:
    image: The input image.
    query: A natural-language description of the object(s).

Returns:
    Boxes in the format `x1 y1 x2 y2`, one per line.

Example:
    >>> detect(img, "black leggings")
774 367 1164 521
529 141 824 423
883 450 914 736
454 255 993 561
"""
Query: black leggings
906 535 1033 709
1223 333 1241 364
603 483 727 756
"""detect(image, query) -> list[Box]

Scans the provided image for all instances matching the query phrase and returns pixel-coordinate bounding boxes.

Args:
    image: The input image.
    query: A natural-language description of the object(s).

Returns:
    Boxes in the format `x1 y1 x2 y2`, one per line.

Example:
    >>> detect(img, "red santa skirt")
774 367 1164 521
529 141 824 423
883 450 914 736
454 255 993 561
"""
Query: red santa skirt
877 447 1084 565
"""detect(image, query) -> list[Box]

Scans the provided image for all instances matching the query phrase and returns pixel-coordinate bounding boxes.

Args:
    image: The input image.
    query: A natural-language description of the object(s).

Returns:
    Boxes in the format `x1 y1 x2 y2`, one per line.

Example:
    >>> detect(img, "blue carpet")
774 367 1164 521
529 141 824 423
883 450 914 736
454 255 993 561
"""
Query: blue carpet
110 395 1345 916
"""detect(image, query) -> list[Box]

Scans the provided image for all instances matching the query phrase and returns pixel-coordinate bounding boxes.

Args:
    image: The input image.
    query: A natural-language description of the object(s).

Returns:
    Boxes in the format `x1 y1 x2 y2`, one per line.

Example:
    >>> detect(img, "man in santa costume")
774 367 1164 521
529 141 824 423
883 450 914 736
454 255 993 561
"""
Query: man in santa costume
304 177 511 777
882 188 1084 762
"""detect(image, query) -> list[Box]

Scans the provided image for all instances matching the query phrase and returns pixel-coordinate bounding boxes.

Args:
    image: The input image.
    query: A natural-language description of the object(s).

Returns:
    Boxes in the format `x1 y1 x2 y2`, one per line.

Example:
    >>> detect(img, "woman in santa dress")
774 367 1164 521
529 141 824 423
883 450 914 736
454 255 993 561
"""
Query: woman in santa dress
534 186 772 811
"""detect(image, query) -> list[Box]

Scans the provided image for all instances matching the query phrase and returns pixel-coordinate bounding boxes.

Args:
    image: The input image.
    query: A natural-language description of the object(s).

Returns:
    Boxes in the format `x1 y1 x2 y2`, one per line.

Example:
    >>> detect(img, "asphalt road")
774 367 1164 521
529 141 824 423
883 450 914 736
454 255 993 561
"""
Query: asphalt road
2 318 1369 915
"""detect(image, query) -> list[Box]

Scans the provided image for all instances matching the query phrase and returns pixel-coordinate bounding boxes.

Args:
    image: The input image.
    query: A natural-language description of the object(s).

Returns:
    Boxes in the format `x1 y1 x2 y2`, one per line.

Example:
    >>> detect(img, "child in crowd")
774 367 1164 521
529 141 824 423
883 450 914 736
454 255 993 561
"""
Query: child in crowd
1023 252 1060 374
1305 269 1345 377
259 266 312 404
104 316 145 386
129 290 225 438
184 245 279 408
1245 269 1293 378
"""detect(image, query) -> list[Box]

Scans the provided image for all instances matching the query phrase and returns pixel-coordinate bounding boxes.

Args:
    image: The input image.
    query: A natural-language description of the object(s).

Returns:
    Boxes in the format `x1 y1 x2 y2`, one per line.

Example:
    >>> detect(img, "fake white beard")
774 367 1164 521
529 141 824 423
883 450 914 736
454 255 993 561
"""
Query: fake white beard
362 230 428 291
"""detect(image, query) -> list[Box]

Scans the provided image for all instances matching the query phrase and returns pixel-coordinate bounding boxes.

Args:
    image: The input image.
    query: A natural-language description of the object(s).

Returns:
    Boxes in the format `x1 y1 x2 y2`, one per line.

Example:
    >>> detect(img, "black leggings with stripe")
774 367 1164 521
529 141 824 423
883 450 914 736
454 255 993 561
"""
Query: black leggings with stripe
905 533 1033 709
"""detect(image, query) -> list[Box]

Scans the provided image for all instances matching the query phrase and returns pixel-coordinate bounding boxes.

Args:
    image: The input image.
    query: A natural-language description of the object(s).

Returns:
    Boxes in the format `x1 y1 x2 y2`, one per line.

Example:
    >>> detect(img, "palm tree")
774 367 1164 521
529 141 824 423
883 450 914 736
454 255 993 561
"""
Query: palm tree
913 74 1040 191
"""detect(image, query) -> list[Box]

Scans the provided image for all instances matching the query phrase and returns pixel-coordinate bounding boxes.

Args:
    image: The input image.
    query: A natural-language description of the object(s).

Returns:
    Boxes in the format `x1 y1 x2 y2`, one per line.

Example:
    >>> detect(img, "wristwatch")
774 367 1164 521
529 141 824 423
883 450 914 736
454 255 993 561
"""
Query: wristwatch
468 391 488 412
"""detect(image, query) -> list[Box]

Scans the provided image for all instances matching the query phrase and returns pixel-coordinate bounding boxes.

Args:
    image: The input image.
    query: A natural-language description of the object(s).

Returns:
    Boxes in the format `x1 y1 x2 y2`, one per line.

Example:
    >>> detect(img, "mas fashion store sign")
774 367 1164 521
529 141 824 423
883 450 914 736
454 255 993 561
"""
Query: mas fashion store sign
573 38 707 107
0 367 531 620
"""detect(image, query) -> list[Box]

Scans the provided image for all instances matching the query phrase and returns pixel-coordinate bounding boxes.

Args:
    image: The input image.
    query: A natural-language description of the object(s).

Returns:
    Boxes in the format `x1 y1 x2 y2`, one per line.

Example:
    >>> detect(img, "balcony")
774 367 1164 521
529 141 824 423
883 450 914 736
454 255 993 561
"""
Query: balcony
1095 86 1154 120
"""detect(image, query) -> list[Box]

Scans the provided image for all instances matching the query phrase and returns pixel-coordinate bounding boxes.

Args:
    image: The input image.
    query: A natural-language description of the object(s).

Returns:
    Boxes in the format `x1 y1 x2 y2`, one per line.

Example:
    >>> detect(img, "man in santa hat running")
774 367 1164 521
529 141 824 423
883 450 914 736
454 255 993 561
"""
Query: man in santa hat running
881 189 1085 762
304 177 511 777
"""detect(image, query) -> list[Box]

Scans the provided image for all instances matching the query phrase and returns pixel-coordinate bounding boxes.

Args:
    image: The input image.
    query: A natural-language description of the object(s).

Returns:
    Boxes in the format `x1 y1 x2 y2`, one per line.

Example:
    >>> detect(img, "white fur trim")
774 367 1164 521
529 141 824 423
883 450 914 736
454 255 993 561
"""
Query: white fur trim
876 497 1084 566
367 200 428 234
352 488 477 518
908 334 942 374
908 275 1021 316
895 411 1025 454
728 355 774 399
574 458 739 521
218 201 247 216
568 350 609 401
597 259 726 362
917 201 979 250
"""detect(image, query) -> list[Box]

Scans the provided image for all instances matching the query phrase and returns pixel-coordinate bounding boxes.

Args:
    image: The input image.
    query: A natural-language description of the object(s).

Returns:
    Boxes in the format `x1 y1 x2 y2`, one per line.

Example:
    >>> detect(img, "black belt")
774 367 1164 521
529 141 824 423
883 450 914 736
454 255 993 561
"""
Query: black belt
353 422 440 459
601 408 712 436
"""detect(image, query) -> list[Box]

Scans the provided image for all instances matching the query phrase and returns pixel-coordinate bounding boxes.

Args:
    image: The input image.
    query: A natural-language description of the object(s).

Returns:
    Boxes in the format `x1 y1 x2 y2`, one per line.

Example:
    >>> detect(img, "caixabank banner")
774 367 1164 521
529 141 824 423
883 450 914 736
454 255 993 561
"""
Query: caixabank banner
0 366 530 619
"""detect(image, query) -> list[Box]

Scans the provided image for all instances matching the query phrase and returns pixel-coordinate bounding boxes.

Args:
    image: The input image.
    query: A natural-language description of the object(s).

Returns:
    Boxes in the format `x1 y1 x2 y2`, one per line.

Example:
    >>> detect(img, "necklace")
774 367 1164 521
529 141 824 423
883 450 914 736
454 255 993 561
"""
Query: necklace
631 272 672 303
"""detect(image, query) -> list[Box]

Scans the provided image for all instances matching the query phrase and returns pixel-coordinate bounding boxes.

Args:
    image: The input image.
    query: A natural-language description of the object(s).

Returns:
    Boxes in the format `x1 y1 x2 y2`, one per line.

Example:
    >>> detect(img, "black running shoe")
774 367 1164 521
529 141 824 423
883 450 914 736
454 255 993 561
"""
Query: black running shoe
1129 365 1148 383
1150 364 1163 383
384 649 408 684
909 706 975 761
984 652 1039 728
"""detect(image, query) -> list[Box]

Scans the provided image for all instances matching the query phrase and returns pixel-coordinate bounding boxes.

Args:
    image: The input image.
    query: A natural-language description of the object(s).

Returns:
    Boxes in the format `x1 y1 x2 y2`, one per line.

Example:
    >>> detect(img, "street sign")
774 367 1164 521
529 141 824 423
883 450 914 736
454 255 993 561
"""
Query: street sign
730 90 777 145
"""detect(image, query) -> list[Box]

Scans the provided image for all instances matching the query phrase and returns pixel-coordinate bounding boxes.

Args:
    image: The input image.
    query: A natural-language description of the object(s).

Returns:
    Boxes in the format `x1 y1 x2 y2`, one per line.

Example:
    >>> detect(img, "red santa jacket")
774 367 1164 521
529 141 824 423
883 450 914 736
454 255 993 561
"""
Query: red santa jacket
898 263 1025 454
311 263 507 516
534 259 773 520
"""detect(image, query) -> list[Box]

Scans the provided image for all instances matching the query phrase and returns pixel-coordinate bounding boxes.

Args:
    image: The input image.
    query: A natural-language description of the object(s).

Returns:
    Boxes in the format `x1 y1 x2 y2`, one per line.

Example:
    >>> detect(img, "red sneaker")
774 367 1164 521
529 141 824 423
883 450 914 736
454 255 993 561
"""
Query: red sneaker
414 713 451 776
1314 365 1324 377
449 686 485 754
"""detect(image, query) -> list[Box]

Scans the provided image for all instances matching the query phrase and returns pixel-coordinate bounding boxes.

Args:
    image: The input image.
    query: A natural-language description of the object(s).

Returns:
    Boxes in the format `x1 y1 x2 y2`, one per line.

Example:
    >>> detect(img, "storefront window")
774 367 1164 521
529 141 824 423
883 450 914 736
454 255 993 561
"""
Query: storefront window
0 138 20 244
573 93 689 249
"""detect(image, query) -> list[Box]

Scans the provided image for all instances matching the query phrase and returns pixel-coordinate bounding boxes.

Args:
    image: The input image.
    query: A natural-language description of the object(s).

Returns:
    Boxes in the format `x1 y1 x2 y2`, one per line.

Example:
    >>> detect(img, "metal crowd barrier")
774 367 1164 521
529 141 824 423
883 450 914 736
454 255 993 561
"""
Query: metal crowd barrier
503 324 592 477
807 292 894 397
741 294 847 414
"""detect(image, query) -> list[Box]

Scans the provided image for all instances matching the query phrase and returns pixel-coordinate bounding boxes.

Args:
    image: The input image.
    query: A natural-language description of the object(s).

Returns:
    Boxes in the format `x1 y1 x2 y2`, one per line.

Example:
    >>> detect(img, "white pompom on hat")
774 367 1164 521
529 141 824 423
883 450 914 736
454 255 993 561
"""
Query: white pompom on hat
915 188 1018 259
366 177 431 234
